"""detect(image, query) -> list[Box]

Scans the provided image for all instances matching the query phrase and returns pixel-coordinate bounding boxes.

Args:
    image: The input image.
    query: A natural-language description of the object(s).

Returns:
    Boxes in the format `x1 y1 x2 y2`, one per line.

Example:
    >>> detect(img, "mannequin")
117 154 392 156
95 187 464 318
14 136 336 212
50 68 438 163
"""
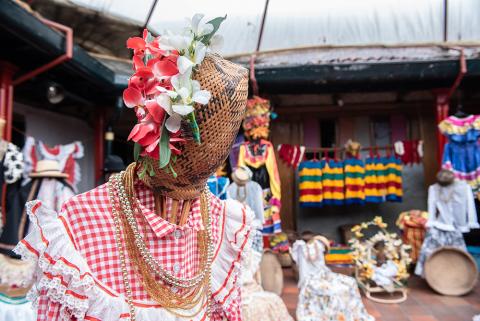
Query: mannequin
415 169 479 276
15 15 251 321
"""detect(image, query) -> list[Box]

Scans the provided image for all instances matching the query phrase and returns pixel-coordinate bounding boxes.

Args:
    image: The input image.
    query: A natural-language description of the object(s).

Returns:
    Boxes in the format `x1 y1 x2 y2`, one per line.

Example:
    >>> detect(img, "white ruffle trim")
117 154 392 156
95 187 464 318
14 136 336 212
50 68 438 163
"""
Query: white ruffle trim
14 199 252 321
211 199 253 319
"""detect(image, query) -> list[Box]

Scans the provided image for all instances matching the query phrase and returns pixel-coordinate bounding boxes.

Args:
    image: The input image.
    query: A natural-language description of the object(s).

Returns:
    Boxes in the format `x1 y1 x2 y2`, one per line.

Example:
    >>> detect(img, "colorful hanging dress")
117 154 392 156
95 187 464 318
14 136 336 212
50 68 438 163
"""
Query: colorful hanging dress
344 157 365 205
238 140 282 237
298 160 323 207
384 155 403 202
321 158 345 205
364 156 383 203
440 115 480 193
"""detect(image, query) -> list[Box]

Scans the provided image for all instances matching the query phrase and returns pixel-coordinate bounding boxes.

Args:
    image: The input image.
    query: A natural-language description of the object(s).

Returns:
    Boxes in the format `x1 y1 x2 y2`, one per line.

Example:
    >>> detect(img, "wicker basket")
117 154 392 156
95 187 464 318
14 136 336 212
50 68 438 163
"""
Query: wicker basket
141 54 248 200
424 246 478 296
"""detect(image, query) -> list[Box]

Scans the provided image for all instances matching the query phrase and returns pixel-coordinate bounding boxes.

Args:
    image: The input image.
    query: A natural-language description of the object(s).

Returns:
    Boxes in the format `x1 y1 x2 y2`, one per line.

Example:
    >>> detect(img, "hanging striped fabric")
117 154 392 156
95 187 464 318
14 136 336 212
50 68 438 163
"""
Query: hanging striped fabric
298 160 323 207
375 156 388 200
385 155 403 202
344 157 365 205
364 157 383 203
321 158 345 205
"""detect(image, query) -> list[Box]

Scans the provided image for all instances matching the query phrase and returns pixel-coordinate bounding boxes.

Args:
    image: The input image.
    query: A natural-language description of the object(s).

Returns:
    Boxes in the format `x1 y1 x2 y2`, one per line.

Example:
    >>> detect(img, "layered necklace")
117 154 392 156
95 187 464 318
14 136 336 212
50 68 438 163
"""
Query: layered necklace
108 168 214 320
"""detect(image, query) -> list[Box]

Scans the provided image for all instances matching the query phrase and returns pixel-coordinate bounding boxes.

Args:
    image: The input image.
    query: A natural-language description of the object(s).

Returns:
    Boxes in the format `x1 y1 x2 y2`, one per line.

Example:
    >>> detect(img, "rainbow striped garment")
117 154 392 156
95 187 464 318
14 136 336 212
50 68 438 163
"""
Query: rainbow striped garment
364 156 389 203
321 159 345 205
384 155 403 202
298 160 323 207
344 157 365 205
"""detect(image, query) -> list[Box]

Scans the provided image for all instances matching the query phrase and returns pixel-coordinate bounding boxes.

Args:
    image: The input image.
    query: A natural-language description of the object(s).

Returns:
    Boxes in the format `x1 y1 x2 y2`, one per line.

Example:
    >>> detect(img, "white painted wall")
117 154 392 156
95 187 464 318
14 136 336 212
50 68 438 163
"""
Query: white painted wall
13 102 95 193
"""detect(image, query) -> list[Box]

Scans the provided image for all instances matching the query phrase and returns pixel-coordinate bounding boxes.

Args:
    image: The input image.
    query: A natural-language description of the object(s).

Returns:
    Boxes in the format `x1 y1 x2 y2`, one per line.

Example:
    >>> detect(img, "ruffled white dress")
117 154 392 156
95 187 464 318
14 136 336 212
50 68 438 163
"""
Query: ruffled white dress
14 185 252 321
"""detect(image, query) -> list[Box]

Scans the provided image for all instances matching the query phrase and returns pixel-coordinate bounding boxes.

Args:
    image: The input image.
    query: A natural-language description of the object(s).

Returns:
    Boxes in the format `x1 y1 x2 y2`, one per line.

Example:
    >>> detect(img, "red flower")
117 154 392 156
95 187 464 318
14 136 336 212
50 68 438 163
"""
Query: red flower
127 100 167 159
126 29 163 58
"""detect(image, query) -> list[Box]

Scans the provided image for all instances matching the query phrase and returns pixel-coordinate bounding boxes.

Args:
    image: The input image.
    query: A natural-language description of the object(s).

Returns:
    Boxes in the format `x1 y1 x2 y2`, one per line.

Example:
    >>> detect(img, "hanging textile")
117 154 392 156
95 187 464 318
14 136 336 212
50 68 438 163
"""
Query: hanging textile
321 158 345 205
396 210 428 263
298 160 323 207
238 140 282 237
384 155 403 202
22 137 84 191
344 157 365 205
364 156 384 203
439 115 480 193
277 144 305 169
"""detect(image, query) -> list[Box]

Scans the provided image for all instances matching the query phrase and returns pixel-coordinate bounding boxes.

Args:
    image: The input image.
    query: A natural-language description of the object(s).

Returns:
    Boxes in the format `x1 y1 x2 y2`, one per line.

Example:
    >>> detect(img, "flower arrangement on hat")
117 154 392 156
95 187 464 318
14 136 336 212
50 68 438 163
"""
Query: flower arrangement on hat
123 14 225 177
349 216 412 284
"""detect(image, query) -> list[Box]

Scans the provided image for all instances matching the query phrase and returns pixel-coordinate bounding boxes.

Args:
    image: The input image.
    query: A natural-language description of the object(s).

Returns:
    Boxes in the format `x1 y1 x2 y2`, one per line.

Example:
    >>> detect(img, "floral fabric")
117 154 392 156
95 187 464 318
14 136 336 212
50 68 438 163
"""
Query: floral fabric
291 240 373 321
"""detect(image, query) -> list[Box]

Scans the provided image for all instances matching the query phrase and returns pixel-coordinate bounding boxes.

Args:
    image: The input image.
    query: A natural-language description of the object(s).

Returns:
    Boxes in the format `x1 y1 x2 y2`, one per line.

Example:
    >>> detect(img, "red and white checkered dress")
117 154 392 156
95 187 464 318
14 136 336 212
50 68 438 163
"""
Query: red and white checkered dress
15 181 252 321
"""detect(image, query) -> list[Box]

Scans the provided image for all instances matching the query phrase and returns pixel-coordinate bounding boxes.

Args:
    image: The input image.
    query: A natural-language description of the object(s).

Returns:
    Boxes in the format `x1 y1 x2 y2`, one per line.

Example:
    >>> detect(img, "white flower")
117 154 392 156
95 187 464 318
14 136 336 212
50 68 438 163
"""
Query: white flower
155 93 173 115
165 114 183 132
177 56 195 75
158 32 192 52
188 14 214 37
169 74 211 117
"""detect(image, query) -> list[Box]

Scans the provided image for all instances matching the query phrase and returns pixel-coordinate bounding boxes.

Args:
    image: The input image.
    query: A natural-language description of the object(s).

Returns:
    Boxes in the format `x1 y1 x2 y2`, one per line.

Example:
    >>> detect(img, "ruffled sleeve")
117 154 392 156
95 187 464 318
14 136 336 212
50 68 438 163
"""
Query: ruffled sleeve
13 201 129 321
211 199 253 321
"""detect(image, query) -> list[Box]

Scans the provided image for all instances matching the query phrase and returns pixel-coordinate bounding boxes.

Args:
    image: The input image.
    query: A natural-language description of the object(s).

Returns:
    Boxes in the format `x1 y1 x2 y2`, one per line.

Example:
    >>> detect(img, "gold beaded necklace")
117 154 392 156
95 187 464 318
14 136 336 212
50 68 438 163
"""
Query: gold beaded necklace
108 173 214 320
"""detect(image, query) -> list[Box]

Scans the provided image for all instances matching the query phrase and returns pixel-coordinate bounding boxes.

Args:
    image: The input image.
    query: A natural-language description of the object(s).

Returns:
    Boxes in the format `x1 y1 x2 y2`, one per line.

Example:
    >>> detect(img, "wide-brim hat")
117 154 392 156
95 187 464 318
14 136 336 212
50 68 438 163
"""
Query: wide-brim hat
437 169 455 186
141 53 248 199
30 159 69 179
231 166 252 186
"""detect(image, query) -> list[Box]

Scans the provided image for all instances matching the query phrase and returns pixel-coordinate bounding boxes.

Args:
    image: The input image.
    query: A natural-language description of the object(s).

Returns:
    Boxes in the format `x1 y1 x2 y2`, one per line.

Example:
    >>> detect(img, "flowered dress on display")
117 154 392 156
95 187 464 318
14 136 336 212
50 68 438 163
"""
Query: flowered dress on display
291 240 374 321
439 115 480 193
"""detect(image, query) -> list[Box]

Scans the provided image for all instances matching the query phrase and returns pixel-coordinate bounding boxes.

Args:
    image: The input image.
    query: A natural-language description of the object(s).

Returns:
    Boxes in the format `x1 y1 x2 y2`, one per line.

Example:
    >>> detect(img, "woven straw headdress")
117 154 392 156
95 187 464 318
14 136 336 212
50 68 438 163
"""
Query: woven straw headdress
140 54 248 199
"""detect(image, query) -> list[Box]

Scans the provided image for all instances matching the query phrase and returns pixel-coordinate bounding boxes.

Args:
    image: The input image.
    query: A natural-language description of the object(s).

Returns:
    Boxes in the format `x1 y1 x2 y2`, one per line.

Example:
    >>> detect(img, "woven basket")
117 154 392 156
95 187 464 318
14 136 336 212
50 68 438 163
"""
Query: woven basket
141 54 248 199
424 246 478 296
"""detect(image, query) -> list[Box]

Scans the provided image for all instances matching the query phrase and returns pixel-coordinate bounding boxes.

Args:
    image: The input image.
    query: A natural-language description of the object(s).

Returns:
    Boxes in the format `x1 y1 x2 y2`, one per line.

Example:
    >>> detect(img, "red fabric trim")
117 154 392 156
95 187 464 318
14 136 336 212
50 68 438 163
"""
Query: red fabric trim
59 216 78 250
19 239 39 257
213 204 226 262
233 206 246 245
212 229 251 297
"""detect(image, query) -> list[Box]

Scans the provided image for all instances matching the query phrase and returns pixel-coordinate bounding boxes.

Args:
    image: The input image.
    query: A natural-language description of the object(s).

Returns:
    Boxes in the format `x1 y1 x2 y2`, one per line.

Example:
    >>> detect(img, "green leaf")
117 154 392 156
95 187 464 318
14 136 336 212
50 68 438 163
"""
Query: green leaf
188 112 201 144
199 15 226 45
158 126 171 169
133 143 141 161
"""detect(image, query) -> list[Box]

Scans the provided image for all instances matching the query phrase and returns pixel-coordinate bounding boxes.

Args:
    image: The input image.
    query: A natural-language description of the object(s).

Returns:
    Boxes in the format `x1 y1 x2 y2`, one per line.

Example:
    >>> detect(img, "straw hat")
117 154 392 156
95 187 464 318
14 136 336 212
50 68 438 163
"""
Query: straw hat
231 166 252 186
141 54 248 199
30 160 68 178
436 169 455 186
